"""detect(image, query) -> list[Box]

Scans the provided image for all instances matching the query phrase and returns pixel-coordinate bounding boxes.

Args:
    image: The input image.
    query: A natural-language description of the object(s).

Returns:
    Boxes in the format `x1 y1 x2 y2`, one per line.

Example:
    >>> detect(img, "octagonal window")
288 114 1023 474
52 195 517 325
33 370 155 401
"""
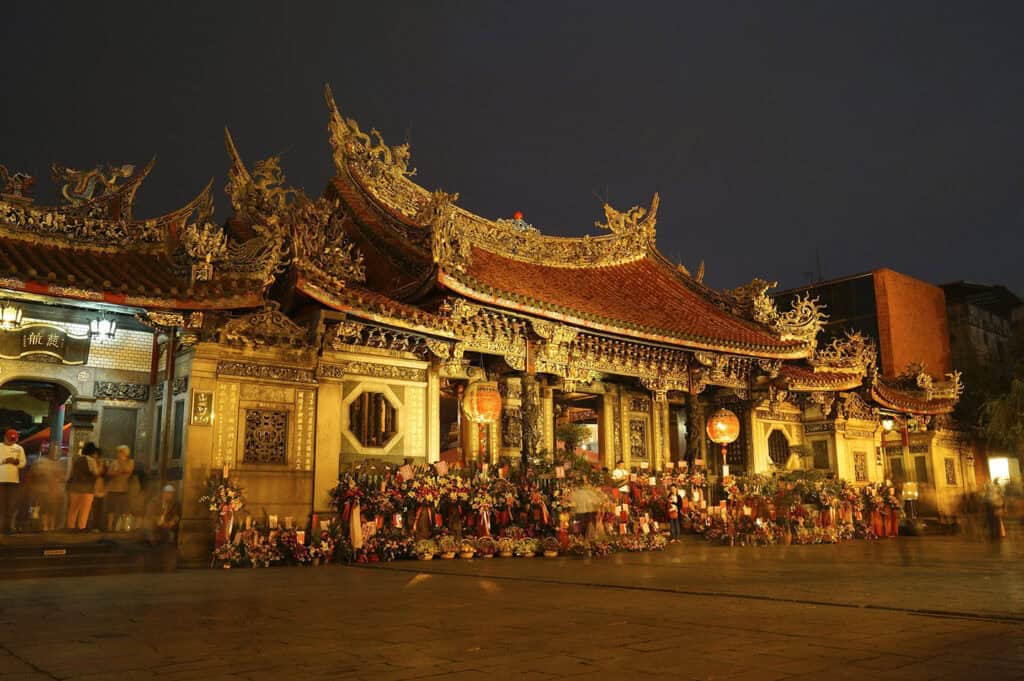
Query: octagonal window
349 391 398 448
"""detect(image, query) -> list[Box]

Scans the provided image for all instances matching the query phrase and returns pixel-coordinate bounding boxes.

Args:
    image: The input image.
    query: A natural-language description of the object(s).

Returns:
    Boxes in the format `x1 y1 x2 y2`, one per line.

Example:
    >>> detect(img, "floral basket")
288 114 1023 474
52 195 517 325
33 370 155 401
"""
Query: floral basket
514 537 540 557
414 538 438 560
458 539 476 559
475 536 496 558
437 535 457 559
541 536 560 557
496 537 515 557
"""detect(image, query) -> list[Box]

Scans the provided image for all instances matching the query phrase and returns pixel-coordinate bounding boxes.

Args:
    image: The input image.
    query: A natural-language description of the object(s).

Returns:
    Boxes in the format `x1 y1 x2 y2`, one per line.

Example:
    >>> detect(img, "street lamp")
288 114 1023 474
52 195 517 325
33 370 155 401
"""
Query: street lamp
706 408 740 477
0 301 23 330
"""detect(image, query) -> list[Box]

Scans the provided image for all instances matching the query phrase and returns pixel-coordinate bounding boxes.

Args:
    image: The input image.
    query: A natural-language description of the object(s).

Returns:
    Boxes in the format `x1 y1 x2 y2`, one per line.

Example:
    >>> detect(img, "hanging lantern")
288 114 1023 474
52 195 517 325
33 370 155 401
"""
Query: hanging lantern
706 408 740 476
462 381 502 423
0 301 23 330
89 314 117 341
706 408 740 444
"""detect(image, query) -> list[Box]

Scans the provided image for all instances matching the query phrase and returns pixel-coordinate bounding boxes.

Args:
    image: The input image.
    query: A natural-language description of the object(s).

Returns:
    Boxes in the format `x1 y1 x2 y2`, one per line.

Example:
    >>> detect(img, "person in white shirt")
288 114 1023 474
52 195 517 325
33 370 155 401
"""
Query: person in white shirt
0 429 27 533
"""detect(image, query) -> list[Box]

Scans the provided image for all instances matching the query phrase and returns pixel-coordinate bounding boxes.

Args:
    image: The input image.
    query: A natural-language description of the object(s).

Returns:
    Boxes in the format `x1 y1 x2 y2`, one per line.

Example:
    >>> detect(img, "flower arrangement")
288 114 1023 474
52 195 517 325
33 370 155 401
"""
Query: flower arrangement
276 529 311 565
213 541 243 566
541 536 560 556
514 537 539 557
415 538 438 559
309 531 336 563
548 486 575 514
405 475 441 508
496 537 515 556
438 474 472 513
475 536 496 557
437 535 457 557
458 538 476 558
198 476 245 513
241 531 283 568
328 475 365 511
721 475 740 501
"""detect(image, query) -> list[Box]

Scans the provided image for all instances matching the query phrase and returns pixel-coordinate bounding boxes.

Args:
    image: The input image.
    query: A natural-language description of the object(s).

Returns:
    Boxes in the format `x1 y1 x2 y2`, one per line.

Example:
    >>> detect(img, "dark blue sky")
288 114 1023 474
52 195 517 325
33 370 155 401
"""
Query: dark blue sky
3 2 1022 293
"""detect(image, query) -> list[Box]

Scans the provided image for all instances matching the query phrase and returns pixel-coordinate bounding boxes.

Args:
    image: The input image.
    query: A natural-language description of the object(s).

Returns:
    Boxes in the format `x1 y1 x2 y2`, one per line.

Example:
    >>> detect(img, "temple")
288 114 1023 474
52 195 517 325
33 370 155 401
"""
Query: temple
0 87 969 561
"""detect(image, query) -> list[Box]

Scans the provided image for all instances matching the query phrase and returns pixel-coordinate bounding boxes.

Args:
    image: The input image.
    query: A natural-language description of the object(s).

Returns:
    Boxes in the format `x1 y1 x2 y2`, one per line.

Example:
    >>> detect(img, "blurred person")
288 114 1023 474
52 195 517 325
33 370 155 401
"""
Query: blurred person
30 443 63 532
984 481 1005 541
66 443 101 530
0 429 26 533
89 454 108 531
668 483 683 542
104 445 134 531
145 484 180 545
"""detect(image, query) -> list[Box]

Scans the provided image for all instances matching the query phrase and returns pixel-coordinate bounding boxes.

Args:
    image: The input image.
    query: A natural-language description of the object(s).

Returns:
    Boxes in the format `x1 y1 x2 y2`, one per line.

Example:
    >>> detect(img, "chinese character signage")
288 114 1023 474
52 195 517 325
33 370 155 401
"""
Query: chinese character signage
0 324 90 364
191 390 214 426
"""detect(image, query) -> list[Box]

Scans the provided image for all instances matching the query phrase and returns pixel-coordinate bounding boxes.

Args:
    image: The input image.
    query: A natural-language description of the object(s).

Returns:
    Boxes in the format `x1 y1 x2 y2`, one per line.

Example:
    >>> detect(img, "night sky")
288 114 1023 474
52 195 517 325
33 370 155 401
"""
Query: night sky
3 2 1023 294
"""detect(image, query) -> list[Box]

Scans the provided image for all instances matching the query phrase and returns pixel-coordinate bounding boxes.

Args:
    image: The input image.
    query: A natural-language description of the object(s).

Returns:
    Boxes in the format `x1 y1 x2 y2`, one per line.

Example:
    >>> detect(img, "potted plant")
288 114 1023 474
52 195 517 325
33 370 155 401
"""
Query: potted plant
496 537 515 557
541 536 560 558
414 538 438 560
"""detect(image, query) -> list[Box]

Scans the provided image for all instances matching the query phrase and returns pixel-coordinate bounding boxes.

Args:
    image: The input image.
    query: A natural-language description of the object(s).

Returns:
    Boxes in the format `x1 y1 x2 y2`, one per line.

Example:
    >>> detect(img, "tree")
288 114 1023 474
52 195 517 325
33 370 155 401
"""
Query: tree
981 377 1024 454
555 422 589 454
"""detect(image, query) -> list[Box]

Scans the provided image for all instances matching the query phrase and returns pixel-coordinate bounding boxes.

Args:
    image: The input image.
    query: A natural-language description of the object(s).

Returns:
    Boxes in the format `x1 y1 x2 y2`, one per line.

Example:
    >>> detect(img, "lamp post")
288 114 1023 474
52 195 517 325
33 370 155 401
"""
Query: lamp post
706 408 740 477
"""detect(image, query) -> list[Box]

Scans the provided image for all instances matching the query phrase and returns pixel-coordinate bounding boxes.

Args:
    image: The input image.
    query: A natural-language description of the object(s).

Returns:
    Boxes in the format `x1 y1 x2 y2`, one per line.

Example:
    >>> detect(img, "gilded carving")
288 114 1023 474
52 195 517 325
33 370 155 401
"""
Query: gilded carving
220 302 308 348
94 381 149 402
0 167 210 251
216 361 316 384
724 279 827 348
319 361 427 382
836 393 877 422
811 331 876 374
292 197 366 287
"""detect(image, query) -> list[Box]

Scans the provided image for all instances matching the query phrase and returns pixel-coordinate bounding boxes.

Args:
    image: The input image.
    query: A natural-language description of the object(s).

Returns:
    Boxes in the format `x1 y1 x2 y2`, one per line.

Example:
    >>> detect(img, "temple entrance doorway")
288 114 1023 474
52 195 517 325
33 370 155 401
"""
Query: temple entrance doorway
553 390 602 464
0 379 72 461
668 401 689 466
0 378 73 533
438 381 462 464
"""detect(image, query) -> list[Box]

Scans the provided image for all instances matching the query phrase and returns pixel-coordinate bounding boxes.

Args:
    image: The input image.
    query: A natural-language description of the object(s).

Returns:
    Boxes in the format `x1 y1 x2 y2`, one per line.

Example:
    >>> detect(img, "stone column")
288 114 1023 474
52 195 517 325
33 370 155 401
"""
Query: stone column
540 385 554 458
48 392 67 457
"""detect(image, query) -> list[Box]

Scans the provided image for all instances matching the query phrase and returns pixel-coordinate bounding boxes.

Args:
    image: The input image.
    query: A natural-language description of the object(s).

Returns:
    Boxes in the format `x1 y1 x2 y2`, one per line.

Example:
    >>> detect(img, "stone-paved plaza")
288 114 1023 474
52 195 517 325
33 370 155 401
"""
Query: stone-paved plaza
1 535 1022 681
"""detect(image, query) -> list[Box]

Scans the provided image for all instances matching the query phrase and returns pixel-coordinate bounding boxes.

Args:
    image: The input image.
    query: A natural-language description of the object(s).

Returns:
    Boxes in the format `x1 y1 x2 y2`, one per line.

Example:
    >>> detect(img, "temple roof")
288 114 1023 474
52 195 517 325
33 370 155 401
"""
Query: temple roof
322 86 822 359
0 160 267 310
442 246 808 357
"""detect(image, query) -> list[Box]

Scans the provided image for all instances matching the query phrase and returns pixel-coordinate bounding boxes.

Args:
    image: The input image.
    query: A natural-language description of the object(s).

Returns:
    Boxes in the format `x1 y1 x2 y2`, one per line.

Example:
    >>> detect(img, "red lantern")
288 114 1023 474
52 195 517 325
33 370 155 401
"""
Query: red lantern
462 382 502 423
706 408 741 475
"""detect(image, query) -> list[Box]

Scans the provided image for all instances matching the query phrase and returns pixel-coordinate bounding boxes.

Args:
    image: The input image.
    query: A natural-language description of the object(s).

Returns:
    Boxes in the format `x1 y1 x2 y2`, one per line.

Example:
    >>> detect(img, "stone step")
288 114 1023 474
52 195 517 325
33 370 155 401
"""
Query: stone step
0 536 177 579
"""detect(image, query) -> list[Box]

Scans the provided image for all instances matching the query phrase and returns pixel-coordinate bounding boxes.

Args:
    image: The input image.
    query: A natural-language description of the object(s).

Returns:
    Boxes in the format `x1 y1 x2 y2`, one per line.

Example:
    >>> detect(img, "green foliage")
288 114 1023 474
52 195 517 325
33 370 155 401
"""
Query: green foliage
555 422 590 453
981 377 1024 453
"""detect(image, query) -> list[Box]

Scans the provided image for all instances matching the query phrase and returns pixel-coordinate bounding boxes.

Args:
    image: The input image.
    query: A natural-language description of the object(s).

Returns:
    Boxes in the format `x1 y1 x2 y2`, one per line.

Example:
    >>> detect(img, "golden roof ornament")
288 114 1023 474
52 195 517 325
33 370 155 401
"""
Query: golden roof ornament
0 166 35 200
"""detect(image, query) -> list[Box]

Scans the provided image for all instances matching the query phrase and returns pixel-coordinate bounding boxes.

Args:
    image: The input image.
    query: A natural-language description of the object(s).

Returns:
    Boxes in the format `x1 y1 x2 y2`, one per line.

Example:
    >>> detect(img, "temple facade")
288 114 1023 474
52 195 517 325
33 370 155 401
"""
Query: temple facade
0 87 968 561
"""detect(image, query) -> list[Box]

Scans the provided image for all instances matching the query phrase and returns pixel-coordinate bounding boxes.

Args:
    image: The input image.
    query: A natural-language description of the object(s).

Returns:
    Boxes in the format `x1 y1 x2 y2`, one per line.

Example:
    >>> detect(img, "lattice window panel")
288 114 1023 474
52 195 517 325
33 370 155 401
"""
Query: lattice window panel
944 458 957 485
243 409 288 465
629 419 647 459
767 430 790 466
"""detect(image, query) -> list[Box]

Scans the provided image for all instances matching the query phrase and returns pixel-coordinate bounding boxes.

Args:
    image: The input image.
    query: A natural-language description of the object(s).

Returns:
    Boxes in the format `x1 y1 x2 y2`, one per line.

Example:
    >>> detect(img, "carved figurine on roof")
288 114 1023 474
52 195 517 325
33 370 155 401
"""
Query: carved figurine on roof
724 277 827 349
203 127 365 293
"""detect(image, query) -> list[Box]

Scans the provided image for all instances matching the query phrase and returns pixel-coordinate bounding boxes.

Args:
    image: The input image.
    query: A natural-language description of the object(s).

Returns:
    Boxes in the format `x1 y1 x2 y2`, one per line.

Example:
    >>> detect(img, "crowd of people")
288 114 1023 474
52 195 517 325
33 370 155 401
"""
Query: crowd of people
0 428 179 543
